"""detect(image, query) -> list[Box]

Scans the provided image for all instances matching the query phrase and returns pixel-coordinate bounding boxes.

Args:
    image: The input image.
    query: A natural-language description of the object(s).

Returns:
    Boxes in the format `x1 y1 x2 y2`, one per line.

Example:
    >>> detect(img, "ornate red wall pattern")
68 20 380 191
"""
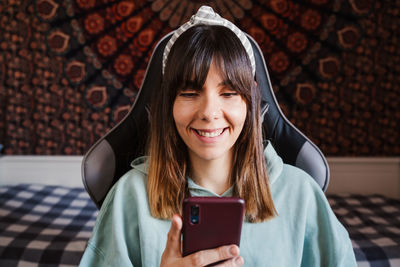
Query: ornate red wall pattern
0 0 399 156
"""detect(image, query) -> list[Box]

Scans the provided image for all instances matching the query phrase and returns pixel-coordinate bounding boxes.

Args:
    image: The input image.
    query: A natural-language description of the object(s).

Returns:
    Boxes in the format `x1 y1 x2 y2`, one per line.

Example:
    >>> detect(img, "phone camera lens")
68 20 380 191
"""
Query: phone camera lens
190 205 199 224
191 206 199 215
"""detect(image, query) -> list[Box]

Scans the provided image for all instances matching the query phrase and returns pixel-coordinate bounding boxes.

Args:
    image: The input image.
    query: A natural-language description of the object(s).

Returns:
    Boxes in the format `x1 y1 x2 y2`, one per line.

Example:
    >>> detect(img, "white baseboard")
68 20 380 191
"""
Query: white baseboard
0 156 84 188
0 156 399 198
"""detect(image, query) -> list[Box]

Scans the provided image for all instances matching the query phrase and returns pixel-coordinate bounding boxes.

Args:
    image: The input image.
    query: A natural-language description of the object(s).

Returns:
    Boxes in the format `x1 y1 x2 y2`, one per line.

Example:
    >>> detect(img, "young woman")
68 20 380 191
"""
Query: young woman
80 6 357 267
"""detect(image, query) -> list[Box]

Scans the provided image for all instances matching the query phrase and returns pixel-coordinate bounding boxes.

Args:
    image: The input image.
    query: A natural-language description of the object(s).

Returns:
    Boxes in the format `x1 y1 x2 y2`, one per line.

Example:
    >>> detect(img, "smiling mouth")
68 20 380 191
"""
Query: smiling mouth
193 128 227 138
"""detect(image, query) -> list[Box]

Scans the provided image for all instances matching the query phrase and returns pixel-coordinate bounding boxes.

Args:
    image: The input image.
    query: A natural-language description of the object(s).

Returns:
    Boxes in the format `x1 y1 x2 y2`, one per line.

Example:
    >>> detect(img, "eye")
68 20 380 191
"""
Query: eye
179 92 198 98
221 92 239 97
220 84 240 98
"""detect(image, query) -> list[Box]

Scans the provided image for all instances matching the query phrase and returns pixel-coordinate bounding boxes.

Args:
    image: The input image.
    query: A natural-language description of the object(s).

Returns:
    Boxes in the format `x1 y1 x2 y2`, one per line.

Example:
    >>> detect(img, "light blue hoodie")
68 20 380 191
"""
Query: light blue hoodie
79 143 357 266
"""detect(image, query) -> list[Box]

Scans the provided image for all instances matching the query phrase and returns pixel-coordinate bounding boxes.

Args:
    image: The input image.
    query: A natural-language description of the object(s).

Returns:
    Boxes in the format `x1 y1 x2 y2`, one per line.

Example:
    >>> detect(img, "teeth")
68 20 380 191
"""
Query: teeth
197 129 224 137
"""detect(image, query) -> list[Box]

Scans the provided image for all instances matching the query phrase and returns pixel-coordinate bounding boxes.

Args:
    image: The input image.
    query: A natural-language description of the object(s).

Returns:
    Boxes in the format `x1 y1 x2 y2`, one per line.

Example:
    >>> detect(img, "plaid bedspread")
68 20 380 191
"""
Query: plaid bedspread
0 184 399 266
328 194 400 267
0 184 98 267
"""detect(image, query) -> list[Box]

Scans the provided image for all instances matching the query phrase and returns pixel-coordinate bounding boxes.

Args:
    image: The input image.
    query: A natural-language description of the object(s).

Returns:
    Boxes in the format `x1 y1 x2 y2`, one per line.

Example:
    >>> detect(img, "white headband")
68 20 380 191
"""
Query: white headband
162 6 256 77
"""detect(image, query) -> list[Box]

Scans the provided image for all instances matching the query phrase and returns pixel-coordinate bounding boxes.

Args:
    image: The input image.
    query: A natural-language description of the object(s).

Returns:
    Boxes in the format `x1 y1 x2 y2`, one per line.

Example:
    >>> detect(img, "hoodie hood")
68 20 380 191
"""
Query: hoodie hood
263 141 283 185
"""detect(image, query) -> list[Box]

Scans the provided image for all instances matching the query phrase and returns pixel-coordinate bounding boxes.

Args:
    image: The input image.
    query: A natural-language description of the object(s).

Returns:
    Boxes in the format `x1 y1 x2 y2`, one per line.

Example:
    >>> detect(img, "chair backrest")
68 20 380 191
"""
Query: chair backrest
82 32 330 209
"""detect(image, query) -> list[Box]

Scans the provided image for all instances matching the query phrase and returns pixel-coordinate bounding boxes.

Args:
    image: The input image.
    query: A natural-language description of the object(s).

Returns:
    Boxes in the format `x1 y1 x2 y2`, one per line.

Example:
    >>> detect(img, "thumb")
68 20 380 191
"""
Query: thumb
164 214 183 257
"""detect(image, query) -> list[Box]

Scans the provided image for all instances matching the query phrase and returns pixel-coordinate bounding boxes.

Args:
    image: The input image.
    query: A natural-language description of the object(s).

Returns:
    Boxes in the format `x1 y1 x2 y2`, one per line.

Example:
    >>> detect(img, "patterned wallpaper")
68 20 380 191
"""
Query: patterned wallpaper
0 0 399 156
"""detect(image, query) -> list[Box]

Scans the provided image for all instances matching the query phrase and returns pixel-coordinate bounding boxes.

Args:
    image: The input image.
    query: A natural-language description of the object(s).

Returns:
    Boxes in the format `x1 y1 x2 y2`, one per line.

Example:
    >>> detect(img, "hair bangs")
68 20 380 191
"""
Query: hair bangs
212 32 254 101
181 45 213 92
165 25 253 97
165 27 215 95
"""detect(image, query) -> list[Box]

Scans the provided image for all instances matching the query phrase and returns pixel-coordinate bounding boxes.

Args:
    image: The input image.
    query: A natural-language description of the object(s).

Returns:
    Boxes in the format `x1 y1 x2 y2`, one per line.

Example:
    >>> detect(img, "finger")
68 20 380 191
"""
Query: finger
184 245 240 267
164 214 183 257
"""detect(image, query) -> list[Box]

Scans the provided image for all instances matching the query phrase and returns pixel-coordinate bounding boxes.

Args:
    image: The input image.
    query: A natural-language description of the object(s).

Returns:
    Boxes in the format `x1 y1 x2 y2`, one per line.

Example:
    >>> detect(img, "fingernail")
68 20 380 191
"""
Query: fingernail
235 256 243 264
230 245 239 255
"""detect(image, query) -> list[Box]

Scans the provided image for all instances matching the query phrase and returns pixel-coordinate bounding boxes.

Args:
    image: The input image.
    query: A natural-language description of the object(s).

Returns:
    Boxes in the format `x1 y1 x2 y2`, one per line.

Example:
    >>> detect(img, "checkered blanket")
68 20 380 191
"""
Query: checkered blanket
328 194 400 267
0 184 98 266
0 185 399 266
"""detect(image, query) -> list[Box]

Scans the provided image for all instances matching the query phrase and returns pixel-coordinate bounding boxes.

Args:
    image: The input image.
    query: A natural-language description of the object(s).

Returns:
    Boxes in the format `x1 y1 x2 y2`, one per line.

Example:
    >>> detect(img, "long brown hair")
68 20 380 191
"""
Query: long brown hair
147 25 276 222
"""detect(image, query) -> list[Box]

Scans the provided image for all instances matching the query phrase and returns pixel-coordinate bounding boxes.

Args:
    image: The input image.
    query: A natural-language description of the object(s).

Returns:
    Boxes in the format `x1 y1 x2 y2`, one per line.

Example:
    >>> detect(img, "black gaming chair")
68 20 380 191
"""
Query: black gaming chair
82 32 330 209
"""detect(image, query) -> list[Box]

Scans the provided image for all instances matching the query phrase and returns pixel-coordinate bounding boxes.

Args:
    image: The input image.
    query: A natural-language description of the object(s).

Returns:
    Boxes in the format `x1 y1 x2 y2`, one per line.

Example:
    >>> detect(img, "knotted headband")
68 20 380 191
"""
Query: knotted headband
162 5 256 77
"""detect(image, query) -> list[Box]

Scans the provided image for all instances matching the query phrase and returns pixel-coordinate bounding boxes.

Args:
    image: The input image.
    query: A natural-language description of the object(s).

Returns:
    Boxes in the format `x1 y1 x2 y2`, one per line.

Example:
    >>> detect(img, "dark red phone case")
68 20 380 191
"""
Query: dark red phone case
182 197 245 257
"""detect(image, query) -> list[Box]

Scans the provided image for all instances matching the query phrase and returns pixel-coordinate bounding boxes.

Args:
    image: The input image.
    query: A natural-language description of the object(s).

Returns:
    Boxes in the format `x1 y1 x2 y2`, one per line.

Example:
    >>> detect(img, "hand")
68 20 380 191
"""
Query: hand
160 214 244 267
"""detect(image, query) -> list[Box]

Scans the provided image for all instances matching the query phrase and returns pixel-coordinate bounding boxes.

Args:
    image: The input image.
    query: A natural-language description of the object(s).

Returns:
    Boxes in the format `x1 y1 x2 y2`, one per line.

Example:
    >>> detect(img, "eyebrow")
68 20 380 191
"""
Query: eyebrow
182 81 202 91
218 80 237 91
218 80 230 87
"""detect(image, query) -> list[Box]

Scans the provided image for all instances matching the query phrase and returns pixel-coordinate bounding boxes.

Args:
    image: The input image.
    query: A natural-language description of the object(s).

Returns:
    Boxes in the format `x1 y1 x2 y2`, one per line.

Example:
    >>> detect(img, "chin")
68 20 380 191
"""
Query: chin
191 149 230 162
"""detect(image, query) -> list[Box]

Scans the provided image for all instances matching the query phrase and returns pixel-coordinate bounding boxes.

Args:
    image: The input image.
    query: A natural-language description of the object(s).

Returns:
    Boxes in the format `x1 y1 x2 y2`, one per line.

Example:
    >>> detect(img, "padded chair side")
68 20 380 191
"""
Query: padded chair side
296 141 330 191
104 33 169 180
81 139 115 208
81 33 172 207
248 35 330 190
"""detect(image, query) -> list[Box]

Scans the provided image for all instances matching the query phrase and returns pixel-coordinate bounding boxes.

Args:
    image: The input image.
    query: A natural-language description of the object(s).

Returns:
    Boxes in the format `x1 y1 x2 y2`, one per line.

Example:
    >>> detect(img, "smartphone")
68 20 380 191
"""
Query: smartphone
182 197 245 257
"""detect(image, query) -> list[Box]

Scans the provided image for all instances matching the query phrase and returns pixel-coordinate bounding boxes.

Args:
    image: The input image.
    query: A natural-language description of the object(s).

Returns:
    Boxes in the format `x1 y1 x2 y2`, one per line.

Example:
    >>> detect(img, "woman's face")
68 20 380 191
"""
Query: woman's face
173 60 247 163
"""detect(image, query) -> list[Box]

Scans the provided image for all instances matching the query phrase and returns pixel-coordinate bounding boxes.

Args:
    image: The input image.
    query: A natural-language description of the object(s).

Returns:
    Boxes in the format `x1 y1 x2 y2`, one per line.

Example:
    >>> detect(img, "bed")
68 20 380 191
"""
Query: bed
1 184 399 266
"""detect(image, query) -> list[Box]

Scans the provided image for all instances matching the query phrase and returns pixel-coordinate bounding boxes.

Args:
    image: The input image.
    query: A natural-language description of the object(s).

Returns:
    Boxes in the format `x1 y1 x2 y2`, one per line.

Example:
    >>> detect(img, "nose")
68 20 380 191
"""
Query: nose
198 94 221 121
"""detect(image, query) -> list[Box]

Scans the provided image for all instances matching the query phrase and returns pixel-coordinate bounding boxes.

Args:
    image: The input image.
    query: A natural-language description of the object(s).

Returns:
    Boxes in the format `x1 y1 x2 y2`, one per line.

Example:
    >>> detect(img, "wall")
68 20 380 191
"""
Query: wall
326 157 400 198
0 0 399 156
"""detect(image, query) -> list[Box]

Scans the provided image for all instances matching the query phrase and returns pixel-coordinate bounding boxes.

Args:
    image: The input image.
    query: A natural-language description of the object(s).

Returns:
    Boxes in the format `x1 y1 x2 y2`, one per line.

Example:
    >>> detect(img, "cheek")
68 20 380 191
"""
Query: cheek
231 101 247 128
173 104 186 142
172 101 182 124
173 101 189 128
